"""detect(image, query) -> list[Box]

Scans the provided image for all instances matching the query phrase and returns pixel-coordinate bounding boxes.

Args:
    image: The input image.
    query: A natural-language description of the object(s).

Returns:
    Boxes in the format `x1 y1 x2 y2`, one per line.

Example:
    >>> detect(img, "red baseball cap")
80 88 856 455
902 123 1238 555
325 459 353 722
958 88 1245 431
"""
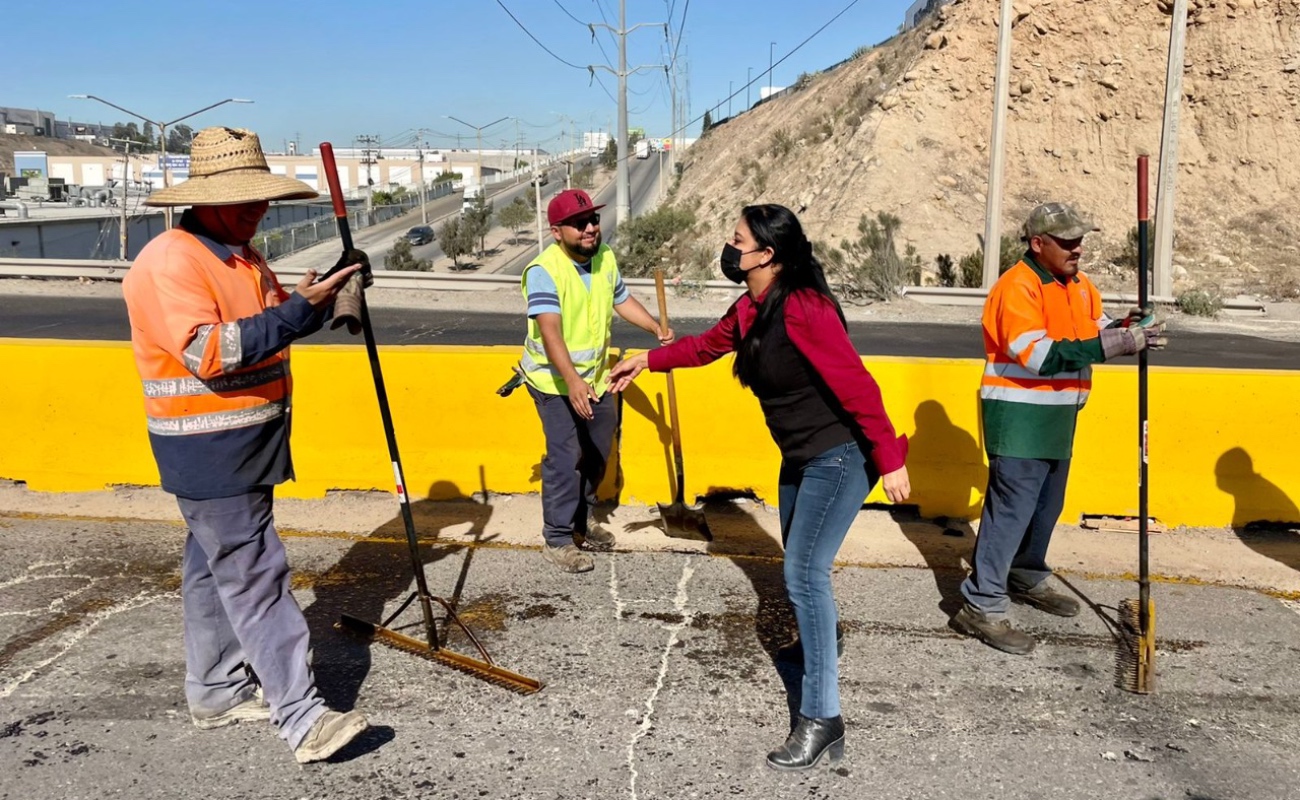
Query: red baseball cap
547 189 606 226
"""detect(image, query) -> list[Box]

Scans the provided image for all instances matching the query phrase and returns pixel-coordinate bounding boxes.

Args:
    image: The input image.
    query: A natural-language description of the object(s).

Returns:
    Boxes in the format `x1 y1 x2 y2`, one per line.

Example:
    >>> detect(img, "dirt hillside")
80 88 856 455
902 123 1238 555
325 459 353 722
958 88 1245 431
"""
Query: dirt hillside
671 0 1300 299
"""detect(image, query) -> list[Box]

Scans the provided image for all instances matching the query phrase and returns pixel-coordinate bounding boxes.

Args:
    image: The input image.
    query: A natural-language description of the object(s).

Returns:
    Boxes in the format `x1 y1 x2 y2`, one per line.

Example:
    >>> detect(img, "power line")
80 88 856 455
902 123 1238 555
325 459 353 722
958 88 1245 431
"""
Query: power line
670 0 689 67
552 0 585 26
677 0 864 141
495 0 586 69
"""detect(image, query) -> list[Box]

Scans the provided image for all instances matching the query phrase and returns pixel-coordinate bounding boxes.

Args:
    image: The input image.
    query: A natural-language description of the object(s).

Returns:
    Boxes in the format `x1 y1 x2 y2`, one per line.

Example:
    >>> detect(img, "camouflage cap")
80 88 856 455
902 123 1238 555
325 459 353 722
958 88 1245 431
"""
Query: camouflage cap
1020 202 1099 241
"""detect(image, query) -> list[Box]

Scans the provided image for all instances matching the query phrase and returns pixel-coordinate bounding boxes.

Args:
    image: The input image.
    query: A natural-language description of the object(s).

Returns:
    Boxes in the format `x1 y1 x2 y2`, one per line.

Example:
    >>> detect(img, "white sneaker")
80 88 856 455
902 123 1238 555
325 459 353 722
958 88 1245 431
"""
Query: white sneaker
294 710 369 764
191 686 271 730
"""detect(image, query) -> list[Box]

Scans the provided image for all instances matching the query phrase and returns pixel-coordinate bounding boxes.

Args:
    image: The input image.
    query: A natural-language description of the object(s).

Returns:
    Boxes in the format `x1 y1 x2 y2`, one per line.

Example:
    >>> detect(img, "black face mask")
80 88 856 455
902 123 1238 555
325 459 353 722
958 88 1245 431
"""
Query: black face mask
720 243 763 284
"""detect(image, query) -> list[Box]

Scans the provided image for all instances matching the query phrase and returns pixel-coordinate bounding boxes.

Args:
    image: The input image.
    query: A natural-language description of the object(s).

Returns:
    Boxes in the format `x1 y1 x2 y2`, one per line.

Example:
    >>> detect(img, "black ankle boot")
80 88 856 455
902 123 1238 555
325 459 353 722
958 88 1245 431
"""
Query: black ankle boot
765 715 845 771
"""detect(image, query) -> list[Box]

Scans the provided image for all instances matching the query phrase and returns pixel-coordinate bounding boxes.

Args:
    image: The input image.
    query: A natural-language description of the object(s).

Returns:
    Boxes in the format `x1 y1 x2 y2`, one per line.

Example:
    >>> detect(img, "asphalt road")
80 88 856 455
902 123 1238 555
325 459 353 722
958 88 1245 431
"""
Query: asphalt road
1 293 1297 369
2 511 1298 799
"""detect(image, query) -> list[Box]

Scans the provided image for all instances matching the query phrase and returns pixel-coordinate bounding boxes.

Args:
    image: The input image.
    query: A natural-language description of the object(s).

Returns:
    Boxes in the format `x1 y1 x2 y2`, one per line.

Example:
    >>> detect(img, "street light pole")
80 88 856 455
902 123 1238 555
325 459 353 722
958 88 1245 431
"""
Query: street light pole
69 95 253 228
769 42 776 99
443 115 510 190
747 67 753 108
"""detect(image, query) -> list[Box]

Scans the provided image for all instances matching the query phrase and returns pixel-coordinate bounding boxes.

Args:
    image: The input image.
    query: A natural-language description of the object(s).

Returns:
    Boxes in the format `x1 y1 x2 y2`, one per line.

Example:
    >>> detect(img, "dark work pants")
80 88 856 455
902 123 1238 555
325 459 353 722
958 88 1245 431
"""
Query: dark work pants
528 385 619 547
961 456 1071 616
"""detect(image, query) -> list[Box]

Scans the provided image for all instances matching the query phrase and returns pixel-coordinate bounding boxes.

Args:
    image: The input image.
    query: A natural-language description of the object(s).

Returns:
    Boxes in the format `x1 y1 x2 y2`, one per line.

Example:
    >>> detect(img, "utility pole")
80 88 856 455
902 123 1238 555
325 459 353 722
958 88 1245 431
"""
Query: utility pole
1153 0 1189 300
444 115 510 190
769 42 776 98
108 137 134 260
535 162 545 257
981 0 1015 289
357 134 379 218
747 66 753 109
590 0 668 225
415 129 429 225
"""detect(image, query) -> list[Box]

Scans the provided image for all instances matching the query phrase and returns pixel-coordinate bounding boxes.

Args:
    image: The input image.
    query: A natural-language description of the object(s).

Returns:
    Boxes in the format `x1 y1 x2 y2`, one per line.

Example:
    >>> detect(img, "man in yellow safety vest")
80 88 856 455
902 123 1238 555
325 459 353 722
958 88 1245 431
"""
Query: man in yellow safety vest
520 189 672 573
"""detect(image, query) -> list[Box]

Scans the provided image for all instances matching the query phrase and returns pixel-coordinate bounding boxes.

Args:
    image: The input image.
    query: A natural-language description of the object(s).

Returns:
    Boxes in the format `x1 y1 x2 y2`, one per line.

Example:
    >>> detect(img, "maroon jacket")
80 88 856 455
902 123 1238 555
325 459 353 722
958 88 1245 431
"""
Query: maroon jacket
646 288 907 474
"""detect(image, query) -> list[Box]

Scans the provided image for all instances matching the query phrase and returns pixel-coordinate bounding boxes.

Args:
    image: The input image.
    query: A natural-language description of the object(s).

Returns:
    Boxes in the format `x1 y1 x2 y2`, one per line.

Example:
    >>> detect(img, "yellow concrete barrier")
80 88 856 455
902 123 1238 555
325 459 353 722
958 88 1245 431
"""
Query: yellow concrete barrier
1 339 1296 527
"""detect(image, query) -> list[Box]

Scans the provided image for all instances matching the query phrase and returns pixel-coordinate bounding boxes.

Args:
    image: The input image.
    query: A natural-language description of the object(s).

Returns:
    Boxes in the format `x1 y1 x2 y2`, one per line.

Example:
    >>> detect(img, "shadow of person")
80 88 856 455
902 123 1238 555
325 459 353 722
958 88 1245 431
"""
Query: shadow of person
897 399 986 614
687 494 805 728
1215 448 1300 573
302 477 494 711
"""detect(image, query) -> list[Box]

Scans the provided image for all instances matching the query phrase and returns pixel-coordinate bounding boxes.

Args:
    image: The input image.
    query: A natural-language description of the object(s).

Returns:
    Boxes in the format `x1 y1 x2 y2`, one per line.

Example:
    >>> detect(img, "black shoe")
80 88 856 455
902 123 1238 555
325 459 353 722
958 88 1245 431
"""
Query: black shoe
951 605 1036 655
766 715 845 771
1012 584 1080 617
776 624 845 662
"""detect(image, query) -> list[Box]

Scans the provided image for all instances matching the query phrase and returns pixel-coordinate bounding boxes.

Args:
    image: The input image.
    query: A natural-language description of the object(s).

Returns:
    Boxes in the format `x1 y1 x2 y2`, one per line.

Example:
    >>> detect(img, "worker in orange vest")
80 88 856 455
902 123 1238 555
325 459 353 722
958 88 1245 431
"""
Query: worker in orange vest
123 127 367 763
953 202 1167 655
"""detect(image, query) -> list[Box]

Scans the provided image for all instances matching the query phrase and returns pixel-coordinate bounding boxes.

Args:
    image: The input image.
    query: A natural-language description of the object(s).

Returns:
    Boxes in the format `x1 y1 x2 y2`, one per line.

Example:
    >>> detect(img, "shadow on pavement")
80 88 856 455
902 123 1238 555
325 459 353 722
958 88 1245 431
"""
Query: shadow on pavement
302 478 494 712
1216 447 1300 574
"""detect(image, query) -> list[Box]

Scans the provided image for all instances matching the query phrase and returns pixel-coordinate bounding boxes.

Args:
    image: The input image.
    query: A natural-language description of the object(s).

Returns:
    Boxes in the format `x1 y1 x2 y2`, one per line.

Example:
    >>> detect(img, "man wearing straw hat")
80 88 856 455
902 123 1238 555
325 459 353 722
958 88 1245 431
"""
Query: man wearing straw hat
123 126 368 763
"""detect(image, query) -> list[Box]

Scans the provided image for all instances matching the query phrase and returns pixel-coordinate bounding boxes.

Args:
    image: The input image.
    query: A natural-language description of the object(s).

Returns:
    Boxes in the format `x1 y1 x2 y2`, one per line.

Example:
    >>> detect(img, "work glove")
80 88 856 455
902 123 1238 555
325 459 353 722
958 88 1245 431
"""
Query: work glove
326 249 372 336
329 247 373 289
1099 324 1167 360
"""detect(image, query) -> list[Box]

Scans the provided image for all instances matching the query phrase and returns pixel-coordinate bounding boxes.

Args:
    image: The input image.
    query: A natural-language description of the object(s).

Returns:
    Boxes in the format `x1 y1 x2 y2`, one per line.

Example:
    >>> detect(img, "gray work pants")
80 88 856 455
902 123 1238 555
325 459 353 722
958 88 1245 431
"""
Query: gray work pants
177 489 325 748
961 456 1071 615
528 385 619 547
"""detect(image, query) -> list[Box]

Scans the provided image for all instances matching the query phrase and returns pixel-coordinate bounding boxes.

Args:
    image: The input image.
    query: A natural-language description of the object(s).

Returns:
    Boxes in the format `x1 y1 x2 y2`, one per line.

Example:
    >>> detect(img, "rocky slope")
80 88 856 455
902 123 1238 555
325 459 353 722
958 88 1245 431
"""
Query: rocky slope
671 0 1300 299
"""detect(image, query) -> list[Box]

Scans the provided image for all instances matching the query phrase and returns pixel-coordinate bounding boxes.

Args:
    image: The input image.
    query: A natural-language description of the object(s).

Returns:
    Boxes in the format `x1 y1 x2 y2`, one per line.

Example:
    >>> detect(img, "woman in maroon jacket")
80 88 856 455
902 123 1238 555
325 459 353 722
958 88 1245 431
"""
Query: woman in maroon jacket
609 204 911 771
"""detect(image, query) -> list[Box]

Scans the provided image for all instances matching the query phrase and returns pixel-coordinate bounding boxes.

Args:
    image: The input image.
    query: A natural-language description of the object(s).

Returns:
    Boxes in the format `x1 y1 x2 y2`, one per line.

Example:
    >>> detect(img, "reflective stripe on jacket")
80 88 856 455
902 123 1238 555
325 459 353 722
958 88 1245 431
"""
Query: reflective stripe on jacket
519 242 618 396
123 227 319 498
980 257 1105 459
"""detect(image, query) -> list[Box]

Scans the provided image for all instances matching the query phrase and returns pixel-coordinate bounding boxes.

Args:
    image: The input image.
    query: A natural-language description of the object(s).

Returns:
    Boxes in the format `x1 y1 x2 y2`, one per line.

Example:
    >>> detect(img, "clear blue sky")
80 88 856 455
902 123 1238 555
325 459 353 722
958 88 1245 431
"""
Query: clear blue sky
8 0 915 152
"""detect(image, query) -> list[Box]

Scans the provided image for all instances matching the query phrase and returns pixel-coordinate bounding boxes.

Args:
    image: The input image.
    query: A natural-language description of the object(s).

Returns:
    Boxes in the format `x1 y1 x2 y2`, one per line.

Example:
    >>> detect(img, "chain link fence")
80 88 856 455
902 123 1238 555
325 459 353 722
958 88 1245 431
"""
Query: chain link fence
253 183 454 261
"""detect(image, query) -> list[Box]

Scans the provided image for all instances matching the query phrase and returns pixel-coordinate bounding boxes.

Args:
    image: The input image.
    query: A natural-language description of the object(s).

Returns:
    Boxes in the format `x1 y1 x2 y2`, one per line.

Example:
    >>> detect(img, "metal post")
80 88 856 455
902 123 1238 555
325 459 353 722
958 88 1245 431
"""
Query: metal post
535 164 544 257
117 140 131 259
1153 0 1189 300
769 42 776 97
418 144 428 225
728 81 733 118
159 123 172 229
616 0 630 224
747 67 753 108
982 0 1015 288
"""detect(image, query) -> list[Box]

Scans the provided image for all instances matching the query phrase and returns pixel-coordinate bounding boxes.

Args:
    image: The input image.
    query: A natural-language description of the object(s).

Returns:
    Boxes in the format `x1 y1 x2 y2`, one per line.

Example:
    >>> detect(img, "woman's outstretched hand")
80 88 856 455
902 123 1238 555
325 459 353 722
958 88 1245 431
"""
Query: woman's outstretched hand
608 352 650 393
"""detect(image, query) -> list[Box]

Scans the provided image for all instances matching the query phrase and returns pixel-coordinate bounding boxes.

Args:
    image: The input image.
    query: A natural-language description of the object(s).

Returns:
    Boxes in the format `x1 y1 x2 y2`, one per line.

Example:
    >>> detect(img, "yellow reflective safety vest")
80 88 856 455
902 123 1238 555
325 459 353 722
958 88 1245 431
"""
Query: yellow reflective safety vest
519 242 618 396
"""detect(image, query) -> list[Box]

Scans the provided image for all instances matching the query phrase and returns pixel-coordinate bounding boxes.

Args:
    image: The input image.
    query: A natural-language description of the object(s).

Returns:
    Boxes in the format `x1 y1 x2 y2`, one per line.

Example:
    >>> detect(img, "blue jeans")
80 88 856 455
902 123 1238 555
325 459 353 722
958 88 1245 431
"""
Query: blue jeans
960 456 1071 615
778 441 876 719
178 490 326 749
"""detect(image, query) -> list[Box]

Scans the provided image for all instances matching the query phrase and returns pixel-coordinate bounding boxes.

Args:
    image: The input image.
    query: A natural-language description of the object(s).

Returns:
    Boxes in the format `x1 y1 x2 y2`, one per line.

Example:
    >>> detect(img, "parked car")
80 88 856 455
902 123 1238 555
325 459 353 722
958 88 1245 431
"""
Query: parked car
404 225 434 245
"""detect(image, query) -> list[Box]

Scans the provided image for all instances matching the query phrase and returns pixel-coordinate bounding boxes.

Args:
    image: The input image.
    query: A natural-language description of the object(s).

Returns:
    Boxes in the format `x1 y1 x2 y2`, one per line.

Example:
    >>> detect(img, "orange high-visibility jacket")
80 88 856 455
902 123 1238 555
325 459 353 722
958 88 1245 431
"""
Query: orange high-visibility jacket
123 227 322 498
980 256 1111 460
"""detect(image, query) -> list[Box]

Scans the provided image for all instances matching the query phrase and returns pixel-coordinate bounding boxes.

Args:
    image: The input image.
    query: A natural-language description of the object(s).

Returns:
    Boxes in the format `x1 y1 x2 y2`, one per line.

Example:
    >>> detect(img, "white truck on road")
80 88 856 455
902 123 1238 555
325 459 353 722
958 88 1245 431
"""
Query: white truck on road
635 139 650 159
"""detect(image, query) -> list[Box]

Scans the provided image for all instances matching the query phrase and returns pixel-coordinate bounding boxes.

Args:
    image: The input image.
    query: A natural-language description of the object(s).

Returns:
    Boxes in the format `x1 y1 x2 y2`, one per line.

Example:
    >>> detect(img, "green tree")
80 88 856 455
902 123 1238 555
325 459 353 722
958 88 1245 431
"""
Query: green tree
600 139 617 170
438 216 474 270
572 164 595 190
701 110 713 135
958 235 1021 288
818 212 922 302
498 197 532 245
463 193 495 257
612 205 698 278
935 254 956 287
387 238 431 271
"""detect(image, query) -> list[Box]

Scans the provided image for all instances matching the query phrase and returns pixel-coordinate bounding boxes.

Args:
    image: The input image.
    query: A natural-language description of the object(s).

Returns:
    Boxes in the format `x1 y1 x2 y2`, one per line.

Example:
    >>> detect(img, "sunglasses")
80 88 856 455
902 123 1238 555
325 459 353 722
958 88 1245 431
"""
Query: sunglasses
563 214 601 229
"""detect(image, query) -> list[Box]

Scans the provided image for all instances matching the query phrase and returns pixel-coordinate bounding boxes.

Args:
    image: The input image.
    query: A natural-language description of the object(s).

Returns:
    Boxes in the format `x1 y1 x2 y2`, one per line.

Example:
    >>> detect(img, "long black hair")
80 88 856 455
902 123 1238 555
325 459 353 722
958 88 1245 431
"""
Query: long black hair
732 204 846 388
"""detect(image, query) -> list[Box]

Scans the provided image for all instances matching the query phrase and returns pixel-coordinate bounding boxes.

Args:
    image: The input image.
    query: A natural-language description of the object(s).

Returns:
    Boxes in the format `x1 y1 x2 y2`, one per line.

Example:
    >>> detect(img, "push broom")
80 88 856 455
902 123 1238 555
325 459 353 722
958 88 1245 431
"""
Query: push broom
317 142 541 695
1116 154 1155 694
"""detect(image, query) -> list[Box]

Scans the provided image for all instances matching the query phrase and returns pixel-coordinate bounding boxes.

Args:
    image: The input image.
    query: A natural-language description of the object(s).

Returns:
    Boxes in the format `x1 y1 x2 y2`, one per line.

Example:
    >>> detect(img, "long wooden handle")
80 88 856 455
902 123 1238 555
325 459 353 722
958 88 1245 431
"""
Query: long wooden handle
653 269 686 498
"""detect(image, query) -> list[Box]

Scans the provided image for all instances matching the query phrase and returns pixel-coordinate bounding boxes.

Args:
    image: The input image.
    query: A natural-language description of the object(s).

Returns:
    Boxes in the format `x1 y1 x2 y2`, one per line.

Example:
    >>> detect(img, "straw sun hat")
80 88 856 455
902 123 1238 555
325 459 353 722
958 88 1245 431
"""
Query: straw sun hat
144 126 319 207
